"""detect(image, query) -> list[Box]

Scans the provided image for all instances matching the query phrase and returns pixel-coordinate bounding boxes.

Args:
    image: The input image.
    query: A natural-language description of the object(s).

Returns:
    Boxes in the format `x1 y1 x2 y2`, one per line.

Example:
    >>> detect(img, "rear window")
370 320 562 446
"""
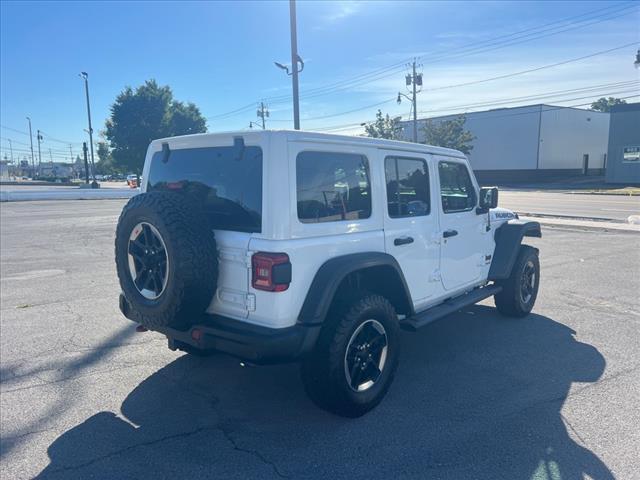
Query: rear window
147 145 263 232
296 151 371 223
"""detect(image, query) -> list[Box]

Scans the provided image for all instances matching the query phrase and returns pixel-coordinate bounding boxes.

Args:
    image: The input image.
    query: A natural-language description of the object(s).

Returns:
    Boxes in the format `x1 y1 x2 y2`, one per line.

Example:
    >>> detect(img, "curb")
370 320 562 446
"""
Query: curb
519 215 640 233
566 191 640 197
0 189 137 202
515 212 625 224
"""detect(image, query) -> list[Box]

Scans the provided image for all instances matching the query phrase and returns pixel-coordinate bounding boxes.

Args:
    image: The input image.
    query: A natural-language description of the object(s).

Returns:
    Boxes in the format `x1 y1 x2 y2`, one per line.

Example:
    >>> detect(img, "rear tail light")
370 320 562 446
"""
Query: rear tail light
252 252 291 292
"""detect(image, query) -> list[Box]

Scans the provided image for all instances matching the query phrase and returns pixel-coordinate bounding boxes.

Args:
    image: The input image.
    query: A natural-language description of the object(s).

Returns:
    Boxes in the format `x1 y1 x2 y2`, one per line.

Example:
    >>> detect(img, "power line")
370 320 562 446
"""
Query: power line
416 80 640 114
206 102 258 121
0 124 30 136
277 68 637 128
299 98 396 122
414 5 637 68
37 130 84 146
263 3 638 104
312 91 640 132
422 88 640 117
426 42 639 92
422 94 640 122
204 2 638 118
0 136 31 147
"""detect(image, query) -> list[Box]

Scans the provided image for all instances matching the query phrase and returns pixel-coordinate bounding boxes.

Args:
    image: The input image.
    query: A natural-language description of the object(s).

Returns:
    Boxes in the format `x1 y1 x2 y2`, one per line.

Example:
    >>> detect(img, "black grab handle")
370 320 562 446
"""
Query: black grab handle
394 236 414 246
443 230 458 238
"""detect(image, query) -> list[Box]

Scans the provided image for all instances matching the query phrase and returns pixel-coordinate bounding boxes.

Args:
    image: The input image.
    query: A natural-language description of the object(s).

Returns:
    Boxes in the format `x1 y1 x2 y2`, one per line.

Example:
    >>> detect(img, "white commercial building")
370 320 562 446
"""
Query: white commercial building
400 104 610 183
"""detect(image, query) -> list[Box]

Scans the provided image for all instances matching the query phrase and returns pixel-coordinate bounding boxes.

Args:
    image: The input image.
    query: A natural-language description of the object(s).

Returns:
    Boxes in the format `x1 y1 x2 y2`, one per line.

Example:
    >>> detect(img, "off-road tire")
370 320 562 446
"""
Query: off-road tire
494 245 540 317
301 293 400 417
115 191 218 330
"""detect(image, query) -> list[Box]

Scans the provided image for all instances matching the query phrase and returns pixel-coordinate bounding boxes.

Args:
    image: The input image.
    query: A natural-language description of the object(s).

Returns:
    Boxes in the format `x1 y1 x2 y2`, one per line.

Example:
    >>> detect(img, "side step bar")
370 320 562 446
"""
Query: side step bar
401 284 502 331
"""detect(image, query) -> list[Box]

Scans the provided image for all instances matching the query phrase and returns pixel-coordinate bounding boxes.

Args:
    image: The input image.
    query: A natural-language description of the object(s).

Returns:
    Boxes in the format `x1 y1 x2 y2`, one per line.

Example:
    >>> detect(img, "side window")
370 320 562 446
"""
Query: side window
385 156 430 218
438 161 477 213
296 151 371 223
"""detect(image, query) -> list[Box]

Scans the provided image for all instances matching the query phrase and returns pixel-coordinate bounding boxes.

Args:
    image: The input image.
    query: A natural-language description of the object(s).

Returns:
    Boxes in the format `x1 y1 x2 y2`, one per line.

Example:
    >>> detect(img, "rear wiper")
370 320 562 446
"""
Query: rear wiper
161 142 171 163
232 136 245 161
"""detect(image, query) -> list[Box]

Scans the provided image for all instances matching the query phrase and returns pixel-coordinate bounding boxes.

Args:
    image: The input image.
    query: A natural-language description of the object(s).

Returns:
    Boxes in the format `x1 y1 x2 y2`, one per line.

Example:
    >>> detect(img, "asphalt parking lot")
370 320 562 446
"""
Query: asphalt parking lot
1 199 639 479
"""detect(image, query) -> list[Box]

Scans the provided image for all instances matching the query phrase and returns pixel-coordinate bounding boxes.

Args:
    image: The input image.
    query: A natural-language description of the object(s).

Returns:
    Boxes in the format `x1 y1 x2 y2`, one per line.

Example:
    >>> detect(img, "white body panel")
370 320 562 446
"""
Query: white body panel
141 130 511 329
379 150 442 310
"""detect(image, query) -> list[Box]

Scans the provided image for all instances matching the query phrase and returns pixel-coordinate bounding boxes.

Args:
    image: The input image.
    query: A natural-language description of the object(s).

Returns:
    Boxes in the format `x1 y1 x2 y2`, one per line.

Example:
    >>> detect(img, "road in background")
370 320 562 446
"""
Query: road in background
500 190 640 221
0 182 131 191
0 183 135 202
1 199 639 479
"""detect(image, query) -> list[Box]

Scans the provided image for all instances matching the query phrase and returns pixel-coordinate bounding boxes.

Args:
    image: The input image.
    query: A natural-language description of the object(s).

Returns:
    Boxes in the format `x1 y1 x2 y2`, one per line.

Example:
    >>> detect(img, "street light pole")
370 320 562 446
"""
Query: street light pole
80 72 96 180
26 117 35 174
7 139 13 164
36 129 43 176
274 1 304 130
289 0 300 130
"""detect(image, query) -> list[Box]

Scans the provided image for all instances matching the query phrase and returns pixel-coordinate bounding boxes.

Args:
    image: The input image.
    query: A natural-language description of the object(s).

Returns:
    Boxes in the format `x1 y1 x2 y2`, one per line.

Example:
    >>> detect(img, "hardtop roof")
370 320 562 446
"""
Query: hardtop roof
150 129 466 159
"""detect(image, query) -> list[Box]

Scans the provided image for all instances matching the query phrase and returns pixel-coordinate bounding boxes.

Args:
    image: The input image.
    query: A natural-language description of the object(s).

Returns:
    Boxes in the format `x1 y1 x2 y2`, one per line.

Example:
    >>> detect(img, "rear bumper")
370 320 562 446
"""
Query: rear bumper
119 294 320 364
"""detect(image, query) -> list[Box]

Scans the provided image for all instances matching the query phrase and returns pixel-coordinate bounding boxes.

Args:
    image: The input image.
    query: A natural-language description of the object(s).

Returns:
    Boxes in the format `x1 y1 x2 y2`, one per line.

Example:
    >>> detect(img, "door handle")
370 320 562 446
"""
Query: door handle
443 229 458 238
394 236 414 246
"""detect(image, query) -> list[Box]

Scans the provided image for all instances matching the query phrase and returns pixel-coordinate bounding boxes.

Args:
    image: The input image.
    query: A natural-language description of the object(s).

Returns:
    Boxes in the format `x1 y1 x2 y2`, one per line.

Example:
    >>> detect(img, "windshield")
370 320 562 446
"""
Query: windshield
147 145 263 233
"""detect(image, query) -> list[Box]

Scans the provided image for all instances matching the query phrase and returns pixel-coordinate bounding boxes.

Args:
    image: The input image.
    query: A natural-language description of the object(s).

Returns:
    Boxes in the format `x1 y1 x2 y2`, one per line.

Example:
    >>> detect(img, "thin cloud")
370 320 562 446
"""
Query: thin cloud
314 1 363 30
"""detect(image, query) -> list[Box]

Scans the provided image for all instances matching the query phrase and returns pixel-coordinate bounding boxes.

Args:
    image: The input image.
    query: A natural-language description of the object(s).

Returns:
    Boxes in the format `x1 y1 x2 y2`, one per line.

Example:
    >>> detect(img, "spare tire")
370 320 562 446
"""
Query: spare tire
115 191 218 330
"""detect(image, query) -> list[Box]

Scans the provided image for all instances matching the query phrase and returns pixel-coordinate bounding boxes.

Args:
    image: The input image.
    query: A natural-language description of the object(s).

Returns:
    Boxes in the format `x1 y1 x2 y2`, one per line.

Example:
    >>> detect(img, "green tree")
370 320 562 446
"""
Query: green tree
95 141 117 175
590 97 627 113
105 80 207 173
422 115 475 154
363 110 402 140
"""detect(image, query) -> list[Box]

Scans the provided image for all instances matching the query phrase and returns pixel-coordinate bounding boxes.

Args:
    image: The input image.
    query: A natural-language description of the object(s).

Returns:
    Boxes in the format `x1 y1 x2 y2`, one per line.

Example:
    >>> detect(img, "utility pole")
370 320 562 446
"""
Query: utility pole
36 129 43 176
257 102 269 129
290 0 300 130
49 148 53 164
397 60 423 143
69 144 73 165
275 1 304 130
26 117 35 174
411 62 418 143
80 72 96 178
7 139 13 164
82 142 90 184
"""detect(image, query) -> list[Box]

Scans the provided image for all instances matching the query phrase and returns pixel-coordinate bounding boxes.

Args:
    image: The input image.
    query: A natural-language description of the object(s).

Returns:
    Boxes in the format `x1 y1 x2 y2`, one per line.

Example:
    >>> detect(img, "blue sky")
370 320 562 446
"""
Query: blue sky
1 0 638 162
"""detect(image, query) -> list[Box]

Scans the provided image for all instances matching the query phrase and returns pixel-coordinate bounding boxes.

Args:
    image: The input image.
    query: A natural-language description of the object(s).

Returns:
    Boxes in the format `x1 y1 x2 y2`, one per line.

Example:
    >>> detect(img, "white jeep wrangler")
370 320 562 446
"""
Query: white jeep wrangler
116 130 541 417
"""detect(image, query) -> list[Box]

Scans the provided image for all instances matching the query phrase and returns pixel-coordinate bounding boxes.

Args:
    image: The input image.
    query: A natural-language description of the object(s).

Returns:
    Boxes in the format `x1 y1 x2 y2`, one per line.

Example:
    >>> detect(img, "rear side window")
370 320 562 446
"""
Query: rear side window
296 151 371 223
385 156 430 218
147 145 262 232
438 161 476 213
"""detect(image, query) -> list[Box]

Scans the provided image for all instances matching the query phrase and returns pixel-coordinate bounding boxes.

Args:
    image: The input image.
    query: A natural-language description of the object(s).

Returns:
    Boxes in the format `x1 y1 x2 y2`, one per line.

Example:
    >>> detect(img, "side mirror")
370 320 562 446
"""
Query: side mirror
478 186 498 213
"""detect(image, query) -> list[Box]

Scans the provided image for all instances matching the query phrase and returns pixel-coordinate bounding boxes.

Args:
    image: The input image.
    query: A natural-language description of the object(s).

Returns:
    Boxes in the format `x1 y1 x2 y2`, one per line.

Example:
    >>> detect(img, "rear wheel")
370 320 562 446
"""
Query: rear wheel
494 245 540 317
301 293 400 417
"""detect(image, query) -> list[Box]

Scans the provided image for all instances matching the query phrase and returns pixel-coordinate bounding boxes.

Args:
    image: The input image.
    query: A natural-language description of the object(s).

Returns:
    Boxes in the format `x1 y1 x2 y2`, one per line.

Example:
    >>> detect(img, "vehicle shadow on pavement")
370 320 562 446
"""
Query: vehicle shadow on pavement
35 306 614 479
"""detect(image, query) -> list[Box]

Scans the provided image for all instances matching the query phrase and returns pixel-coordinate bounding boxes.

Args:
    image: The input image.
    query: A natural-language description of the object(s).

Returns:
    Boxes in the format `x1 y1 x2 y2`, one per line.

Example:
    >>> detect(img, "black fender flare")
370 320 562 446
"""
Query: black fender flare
297 252 414 325
488 220 541 280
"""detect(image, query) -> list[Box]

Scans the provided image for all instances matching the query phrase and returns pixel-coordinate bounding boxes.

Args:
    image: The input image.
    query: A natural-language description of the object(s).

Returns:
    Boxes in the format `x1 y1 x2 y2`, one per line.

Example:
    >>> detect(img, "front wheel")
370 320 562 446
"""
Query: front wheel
494 245 540 317
301 294 400 417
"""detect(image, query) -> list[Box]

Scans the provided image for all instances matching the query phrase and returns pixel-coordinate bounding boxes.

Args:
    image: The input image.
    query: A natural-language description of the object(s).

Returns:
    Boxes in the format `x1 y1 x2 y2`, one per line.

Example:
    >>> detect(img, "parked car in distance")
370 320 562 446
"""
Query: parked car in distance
126 174 138 188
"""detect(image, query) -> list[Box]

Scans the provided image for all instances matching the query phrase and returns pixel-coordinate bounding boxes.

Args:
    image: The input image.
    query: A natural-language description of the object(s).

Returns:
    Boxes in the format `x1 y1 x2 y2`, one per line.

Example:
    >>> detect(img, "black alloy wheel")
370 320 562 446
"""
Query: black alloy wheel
128 221 169 300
